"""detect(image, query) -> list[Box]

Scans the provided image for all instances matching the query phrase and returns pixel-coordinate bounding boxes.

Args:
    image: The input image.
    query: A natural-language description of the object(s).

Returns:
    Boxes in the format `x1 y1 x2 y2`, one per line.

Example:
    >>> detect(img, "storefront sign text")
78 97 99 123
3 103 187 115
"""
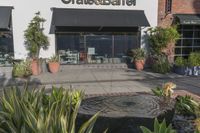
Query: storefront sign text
62 0 136 6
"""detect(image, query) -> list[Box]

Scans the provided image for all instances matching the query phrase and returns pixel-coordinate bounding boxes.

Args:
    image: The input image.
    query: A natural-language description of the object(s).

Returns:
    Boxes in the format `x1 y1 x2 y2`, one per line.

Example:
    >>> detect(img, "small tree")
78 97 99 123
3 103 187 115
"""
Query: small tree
24 12 49 59
148 26 180 54
148 26 180 63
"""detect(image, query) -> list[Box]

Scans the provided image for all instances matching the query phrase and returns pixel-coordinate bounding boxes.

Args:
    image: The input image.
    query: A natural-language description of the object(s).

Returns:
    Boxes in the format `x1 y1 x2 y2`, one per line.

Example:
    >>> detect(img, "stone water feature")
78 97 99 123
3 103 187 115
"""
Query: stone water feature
77 93 175 133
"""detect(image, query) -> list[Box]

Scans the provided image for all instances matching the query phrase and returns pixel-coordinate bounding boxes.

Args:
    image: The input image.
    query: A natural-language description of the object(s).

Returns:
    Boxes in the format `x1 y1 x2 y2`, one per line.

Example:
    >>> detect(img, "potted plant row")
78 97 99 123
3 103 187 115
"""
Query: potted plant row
131 48 146 71
174 52 200 76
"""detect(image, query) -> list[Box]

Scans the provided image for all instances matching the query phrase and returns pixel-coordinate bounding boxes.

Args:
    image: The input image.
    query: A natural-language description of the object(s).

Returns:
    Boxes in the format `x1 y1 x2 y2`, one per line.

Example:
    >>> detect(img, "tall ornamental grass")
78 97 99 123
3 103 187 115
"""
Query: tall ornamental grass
0 86 98 133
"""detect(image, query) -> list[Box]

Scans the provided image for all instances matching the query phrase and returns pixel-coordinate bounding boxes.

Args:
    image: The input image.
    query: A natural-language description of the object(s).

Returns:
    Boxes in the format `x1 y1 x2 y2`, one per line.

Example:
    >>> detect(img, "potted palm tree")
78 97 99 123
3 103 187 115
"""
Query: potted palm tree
24 12 49 75
132 48 145 71
48 55 60 73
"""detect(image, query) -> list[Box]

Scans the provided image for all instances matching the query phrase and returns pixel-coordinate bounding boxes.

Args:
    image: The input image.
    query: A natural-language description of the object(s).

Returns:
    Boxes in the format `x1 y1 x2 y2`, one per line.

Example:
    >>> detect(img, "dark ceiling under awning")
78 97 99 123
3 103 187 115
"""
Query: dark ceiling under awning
50 8 150 33
0 6 13 31
174 14 200 25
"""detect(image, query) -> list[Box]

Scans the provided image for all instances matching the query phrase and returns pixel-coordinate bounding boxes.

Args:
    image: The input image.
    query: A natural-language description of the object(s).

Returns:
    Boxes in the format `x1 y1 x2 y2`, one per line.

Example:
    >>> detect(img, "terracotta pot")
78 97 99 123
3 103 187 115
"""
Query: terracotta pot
48 62 60 73
135 60 144 71
31 60 41 75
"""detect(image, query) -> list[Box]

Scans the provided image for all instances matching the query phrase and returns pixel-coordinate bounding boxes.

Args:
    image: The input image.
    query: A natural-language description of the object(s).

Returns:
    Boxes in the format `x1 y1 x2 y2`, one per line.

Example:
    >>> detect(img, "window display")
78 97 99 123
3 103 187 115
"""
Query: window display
56 32 138 64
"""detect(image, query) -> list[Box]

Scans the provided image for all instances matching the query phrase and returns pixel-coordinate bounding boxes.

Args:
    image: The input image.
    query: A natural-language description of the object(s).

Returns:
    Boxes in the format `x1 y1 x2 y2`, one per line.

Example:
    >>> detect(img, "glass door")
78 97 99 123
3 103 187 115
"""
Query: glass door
85 34 112 64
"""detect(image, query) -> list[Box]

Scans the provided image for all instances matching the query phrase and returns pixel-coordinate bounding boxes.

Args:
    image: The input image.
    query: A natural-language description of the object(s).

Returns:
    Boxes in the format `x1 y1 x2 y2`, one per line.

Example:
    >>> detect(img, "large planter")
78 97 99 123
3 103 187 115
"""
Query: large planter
174 65 200 76
48 62 60 73
173 65 187 75
193 66 199 76
186 67 193 76
198 66 200 75
135 60 144 71
31 60 41 75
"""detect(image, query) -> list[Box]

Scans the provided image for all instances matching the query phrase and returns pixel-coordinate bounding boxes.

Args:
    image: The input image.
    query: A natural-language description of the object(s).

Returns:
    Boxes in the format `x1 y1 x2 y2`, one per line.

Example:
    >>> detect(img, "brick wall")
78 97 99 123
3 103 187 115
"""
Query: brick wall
158 0 200 27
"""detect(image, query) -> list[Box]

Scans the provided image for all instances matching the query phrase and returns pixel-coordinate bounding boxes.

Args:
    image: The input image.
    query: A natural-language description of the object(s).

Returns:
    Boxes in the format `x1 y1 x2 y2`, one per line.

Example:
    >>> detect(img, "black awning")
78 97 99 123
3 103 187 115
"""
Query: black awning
50 8 150 33
0 6 13 31
55 26 139 33
174 14 200 25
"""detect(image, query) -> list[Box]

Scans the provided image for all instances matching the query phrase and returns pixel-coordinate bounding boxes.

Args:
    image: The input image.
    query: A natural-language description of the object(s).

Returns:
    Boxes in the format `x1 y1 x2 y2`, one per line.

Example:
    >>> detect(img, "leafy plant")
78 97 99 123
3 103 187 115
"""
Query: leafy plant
195 130 200 133
151 87 164 97
24 12 49 59
48 55 59 63
188 52 200 66
148 27 180 55
174 57 188 67
140 118 176 133
12 60 32 77
0 86 99 133
152 54 171 74
195 118 200 132
131 48 145 61
151 82 176 98
175 95 199 116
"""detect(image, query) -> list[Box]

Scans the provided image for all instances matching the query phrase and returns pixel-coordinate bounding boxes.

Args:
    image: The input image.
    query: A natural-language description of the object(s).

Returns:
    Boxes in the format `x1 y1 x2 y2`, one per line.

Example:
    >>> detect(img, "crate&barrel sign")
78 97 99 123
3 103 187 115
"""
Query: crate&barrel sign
62 0 136 6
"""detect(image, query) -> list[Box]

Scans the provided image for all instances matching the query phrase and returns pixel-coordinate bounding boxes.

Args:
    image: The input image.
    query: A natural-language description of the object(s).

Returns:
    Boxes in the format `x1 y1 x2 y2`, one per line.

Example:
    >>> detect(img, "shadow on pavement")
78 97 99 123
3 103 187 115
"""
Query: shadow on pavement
0 74 42 89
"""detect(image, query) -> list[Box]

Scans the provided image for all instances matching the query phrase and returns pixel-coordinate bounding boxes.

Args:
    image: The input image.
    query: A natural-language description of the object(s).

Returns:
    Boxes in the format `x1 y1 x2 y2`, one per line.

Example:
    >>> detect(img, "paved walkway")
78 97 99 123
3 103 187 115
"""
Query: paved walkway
1 64 200 96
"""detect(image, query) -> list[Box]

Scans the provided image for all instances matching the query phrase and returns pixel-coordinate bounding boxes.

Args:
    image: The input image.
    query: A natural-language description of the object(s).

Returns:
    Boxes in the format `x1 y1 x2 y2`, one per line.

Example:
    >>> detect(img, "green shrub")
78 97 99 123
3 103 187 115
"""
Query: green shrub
12 60 32 77
140 118 176 133
194 118 200 132
175 95 199 116
152 54 171 74
148 27 180 55
0 86 99 133
195 130 200 133
174 57 188 67
151 87 164 97
188 52 200 66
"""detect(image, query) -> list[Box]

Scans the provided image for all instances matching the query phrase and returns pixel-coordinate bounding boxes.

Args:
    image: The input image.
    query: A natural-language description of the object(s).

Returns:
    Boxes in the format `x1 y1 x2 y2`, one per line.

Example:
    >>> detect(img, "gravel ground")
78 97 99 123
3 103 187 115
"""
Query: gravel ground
173 114 196 133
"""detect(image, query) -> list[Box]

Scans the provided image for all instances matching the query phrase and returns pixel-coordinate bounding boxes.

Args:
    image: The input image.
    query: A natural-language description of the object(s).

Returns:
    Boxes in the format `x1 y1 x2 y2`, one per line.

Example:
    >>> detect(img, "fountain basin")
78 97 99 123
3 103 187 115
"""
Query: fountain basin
77 93 175 133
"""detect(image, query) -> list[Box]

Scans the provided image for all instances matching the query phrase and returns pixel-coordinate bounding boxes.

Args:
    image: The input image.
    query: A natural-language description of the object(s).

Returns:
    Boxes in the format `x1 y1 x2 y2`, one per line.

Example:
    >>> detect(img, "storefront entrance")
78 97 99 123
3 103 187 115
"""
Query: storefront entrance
51 8 150 64
56 32 139 64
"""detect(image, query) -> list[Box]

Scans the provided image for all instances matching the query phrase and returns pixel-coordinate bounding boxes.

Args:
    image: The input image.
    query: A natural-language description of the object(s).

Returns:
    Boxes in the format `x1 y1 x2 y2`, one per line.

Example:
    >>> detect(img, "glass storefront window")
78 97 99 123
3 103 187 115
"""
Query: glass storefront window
86 34 112 64
182 31 193 38
56 32 138 64
194 39 200 46
175 25 200 58
182 39 193 47
175 48 181 55
0 33 14 66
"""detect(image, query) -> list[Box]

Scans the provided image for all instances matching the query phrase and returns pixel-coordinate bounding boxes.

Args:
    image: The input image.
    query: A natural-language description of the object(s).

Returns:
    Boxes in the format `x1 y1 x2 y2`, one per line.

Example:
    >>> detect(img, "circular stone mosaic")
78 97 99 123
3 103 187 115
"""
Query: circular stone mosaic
77 94 175 133
79 94 174 118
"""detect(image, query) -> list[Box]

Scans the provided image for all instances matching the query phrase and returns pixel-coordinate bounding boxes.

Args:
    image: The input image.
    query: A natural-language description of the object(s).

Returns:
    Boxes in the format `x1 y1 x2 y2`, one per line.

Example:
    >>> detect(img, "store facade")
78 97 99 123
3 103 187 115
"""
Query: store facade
1 0 158 64
158 0 200 58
